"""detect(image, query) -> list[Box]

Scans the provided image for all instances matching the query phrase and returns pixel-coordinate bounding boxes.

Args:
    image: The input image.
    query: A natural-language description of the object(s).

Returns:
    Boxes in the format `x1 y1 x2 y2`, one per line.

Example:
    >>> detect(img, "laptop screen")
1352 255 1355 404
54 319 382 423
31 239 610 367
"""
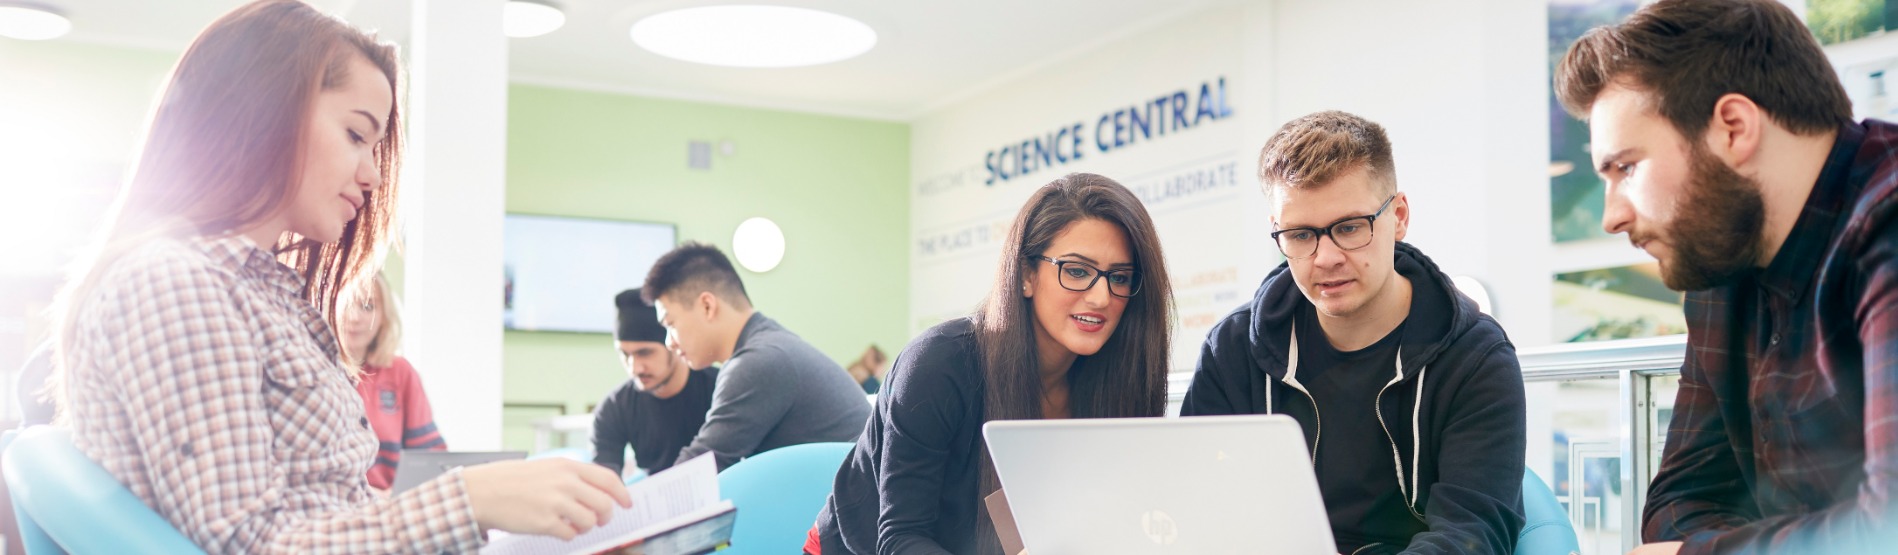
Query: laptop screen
389 450 527 494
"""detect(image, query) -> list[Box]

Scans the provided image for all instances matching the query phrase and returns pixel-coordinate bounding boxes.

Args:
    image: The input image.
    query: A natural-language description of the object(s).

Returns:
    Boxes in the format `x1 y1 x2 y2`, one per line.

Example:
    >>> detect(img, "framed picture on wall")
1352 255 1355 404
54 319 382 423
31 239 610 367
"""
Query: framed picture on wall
1551 262 1686 343
503 213 677 334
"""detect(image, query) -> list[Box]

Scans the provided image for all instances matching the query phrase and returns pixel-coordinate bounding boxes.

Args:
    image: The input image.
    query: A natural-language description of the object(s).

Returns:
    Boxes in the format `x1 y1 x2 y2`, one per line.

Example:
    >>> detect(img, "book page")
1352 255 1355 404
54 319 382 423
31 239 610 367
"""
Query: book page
482 453 721 555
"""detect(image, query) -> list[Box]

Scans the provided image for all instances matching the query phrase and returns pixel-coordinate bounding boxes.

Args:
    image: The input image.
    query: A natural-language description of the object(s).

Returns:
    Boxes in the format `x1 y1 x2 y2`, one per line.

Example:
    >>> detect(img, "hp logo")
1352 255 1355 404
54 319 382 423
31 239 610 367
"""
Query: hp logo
1141 510 1179 545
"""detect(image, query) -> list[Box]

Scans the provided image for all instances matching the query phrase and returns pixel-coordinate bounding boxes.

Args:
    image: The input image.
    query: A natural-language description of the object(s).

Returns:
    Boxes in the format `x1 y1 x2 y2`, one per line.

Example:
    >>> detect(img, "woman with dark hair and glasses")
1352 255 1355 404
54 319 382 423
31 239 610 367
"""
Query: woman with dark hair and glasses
808 173 1175 555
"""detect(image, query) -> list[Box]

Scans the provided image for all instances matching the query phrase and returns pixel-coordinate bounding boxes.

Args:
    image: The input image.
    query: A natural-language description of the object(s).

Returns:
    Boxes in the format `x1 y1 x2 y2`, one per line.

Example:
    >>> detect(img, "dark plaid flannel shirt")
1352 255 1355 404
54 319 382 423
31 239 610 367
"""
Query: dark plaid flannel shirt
1643 120 1898 554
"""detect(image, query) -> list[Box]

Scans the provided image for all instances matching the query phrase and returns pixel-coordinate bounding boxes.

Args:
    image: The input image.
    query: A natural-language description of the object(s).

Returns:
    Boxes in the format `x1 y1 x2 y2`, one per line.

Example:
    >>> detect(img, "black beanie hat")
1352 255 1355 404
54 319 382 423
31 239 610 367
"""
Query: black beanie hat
615 289 667 343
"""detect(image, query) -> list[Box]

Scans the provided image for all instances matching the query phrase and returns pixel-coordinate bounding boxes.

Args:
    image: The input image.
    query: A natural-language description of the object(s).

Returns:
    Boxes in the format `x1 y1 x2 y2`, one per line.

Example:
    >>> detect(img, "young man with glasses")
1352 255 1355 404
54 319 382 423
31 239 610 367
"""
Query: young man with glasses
1558 2 1898 553
1182 110 1527 554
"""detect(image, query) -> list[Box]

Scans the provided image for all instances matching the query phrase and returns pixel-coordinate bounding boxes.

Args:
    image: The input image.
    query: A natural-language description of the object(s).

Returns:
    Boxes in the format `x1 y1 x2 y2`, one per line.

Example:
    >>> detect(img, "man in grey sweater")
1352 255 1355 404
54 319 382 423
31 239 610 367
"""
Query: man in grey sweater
642 242 871 469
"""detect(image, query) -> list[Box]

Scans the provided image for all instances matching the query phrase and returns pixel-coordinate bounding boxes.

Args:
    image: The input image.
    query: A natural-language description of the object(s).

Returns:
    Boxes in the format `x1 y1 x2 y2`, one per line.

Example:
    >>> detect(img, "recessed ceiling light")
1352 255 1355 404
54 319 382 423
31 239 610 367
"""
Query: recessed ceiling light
631 5 876 68
0 3 71 41
504 0 564 38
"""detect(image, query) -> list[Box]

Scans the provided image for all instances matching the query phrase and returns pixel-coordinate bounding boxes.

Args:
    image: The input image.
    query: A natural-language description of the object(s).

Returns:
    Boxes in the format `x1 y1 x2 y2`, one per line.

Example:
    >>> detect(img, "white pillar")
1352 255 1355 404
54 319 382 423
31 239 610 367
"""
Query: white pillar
1235 1 1281 285
1479 0 1554 348
404 0 508 450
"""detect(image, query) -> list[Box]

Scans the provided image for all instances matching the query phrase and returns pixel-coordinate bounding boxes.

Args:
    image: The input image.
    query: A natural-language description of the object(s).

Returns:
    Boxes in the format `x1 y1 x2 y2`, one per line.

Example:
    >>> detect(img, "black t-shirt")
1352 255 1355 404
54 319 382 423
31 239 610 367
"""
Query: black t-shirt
1296 308 1426 553
590 366 718 475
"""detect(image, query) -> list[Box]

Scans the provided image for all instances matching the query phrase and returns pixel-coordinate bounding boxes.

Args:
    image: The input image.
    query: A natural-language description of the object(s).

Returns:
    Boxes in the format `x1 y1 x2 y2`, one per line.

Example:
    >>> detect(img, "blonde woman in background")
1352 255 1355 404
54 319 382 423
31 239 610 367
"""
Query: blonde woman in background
341 272 446 490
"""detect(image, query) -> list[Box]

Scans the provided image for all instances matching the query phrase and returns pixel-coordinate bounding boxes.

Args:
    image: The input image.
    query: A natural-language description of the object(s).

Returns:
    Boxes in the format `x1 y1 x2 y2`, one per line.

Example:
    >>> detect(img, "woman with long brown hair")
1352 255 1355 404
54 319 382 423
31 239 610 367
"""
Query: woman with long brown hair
809 173 1175 554
50 2 628 552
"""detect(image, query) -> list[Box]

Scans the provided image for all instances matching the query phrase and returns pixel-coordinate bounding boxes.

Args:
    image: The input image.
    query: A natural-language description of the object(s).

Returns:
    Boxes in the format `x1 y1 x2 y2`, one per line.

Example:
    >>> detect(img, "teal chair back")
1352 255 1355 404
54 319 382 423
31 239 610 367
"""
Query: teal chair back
2 427 205 554
1517 467 1581 555
716 442 853 554
2 429 58 555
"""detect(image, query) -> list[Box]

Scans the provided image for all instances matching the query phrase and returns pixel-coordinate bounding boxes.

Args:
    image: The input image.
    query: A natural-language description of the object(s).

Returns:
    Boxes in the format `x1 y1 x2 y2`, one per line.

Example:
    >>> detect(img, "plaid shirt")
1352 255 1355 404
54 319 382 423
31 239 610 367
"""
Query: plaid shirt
1643 120 1898 554
60 234 486 554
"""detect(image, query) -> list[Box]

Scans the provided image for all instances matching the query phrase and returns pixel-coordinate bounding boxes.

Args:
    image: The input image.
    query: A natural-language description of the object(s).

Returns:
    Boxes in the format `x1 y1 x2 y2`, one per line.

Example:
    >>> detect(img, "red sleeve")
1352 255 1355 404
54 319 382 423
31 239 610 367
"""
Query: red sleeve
392 357 446 451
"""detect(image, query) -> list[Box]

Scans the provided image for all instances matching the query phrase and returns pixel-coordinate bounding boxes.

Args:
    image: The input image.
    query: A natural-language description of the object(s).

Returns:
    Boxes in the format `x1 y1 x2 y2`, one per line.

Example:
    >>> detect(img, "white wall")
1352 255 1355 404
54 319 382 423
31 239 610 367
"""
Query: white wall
907 4 1277 372
909 0 1555 375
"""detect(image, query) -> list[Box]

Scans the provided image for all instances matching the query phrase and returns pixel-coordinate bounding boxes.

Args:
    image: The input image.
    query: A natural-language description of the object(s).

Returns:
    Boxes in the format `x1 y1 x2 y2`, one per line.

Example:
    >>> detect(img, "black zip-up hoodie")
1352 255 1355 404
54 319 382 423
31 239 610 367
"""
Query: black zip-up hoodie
1182 242 1526 555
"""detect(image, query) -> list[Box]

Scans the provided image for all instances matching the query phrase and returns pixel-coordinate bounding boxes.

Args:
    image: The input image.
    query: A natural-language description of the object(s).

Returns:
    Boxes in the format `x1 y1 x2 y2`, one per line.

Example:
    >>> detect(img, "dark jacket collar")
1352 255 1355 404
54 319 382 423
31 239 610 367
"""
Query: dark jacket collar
1758 121 1864 304
732 311 772 352
1246 242 1484 381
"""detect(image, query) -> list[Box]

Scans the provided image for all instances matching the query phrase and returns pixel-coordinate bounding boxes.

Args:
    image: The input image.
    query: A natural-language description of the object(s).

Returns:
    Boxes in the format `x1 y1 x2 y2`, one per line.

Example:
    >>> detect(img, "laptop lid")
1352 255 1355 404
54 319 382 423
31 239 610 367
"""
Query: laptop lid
390 450 527 494
982 414 1336 555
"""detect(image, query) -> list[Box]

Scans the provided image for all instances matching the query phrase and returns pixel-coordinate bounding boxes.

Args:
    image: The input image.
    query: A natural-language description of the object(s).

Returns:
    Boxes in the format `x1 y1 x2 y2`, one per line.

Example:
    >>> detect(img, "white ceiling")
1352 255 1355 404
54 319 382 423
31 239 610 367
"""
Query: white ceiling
46 0 1231 120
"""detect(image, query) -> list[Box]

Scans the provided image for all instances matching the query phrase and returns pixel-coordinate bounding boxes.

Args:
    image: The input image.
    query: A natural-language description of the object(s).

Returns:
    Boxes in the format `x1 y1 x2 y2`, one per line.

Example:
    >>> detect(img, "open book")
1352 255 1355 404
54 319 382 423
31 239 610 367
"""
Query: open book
481 453 737 555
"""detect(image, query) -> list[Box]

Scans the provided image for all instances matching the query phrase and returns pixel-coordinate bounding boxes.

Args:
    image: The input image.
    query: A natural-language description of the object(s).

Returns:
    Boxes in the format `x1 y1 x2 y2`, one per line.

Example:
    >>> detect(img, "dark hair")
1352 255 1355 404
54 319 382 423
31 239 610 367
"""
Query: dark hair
969 173 1174 549
55 0 402 394
1555 0 1851 139
1258 110 1398 203
641 241 752 308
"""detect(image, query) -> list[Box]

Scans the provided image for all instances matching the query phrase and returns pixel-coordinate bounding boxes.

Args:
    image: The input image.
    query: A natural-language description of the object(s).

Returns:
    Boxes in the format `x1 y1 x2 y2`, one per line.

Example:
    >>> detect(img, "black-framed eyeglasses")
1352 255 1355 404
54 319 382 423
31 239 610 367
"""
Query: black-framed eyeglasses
1027 256 1142 298
1269 195 1396 259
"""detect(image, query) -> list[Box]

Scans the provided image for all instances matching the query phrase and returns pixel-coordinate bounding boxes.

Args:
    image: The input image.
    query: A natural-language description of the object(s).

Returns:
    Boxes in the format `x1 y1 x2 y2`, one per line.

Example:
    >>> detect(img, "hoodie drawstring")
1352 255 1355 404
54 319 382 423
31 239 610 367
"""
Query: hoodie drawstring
1283 322 1319 462
1410 363 1426 508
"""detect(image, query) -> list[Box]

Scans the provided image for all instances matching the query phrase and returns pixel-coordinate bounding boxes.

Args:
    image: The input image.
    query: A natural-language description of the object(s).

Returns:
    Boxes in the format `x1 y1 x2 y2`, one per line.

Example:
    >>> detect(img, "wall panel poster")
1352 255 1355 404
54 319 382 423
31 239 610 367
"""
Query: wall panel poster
503 214 677 334
1552 262 1687 342
907 7 1269 371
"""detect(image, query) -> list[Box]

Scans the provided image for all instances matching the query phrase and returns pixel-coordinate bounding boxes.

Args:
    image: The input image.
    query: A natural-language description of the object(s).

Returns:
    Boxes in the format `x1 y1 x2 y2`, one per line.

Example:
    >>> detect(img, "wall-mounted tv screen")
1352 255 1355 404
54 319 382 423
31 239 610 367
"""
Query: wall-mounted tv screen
503 214 677 334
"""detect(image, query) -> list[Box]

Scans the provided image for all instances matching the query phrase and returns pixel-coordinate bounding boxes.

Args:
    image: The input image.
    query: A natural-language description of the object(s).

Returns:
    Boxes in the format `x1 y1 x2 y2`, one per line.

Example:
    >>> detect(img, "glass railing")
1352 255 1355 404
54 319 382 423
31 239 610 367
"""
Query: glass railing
1520 335 1685 555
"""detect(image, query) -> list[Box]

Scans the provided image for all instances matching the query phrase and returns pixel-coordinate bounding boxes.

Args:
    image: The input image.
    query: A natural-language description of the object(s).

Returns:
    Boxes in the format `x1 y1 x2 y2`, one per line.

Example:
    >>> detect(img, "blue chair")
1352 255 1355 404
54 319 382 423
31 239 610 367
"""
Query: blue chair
1517 467 1581 555
2 426 205 554
2 429 57 555
716 442 853 554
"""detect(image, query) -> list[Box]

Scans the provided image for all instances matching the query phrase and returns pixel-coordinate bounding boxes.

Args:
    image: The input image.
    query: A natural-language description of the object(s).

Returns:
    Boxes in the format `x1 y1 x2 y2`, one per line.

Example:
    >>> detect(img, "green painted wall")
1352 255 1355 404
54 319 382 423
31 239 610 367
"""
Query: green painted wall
498 85 910 450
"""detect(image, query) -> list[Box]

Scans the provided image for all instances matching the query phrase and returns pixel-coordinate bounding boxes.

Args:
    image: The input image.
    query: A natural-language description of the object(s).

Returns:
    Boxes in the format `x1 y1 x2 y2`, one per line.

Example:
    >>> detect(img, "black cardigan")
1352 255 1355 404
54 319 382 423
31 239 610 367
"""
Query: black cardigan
817 317 989 555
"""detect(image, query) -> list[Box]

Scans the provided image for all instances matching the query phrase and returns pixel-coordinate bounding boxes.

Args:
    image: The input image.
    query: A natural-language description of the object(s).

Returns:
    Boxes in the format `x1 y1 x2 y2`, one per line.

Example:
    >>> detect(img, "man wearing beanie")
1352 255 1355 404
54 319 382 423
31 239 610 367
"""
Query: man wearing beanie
590 288 720 476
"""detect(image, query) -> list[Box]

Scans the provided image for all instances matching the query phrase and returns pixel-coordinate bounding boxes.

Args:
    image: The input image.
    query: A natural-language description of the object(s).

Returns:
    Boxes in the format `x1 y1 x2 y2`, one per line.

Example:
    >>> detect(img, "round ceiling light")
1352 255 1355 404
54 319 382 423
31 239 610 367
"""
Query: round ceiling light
504 0 564 38
630 5 876 68
0 3 72 41
732 217 786 273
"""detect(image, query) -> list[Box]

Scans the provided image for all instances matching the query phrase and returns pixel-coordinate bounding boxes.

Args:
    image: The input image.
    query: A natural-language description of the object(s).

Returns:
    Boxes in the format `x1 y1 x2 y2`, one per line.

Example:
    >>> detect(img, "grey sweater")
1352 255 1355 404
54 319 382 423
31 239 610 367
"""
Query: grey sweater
677 312 872 469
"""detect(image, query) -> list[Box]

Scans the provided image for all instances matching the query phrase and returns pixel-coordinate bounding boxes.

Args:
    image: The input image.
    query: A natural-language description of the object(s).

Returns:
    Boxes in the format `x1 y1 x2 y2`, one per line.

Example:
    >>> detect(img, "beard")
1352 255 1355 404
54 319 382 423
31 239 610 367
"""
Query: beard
634 355 683 393
1643 144 1766 291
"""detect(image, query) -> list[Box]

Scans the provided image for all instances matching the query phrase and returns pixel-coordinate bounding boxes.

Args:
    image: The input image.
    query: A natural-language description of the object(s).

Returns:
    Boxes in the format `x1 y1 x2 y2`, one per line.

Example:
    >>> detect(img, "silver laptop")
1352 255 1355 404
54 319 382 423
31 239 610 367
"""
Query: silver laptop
983 414 1336 555
390 450 527 493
